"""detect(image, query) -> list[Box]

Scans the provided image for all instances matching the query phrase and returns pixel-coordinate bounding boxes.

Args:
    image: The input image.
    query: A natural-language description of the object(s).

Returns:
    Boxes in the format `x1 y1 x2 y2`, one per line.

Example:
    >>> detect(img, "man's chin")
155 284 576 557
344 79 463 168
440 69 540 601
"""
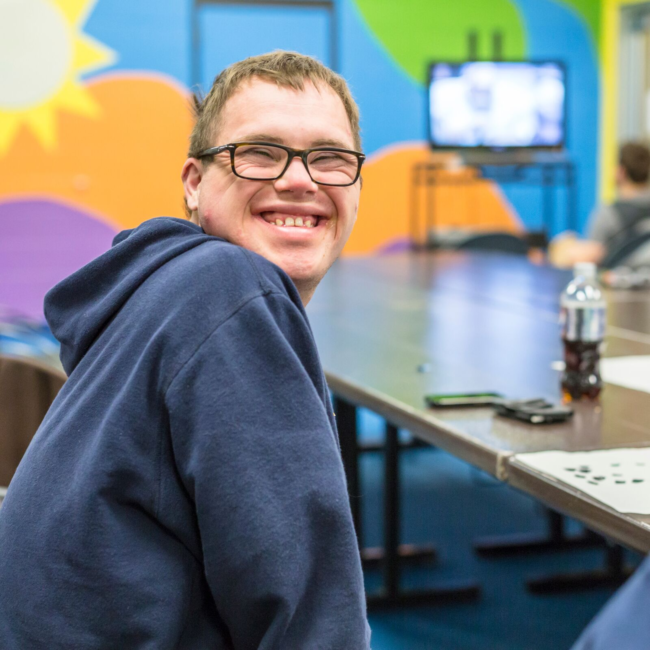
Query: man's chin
272 258 323 289
260 247 314 277
281 264 321 286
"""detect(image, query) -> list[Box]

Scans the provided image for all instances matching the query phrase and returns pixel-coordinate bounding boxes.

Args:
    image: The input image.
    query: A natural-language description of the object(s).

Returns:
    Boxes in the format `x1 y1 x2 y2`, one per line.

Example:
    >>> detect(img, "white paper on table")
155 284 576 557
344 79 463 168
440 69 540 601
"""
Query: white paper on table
515 448 650 514
601 356 650 394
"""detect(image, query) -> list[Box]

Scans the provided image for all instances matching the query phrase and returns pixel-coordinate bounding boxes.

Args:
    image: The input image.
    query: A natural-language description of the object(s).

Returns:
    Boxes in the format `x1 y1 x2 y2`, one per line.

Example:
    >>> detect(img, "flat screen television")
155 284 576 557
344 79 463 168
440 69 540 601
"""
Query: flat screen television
428 61 566 150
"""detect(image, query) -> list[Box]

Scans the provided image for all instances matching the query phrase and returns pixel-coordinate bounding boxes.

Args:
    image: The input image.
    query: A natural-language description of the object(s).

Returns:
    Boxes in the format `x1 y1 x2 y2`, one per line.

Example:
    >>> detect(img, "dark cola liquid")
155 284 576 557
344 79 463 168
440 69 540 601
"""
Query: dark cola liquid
561 338 602 401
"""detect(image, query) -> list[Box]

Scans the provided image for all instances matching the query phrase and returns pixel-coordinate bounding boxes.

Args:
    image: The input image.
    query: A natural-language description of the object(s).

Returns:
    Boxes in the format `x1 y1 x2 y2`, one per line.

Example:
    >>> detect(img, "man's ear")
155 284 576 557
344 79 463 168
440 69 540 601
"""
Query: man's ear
181 158 203 216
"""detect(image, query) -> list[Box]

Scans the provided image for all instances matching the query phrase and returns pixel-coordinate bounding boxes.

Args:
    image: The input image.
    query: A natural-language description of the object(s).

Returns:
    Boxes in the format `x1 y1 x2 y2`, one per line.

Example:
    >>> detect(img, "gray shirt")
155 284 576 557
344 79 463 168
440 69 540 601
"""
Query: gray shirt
587 191 650 267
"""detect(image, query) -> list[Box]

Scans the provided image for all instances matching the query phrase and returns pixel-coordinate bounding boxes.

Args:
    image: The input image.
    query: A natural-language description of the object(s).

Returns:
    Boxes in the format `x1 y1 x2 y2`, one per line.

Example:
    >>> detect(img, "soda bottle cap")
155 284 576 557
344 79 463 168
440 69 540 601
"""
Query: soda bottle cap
573 262 597 279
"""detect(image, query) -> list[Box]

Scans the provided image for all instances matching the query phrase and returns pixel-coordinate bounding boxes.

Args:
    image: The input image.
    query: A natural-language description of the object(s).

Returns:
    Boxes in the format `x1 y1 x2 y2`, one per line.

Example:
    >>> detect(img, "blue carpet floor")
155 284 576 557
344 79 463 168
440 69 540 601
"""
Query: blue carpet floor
356 409 641 650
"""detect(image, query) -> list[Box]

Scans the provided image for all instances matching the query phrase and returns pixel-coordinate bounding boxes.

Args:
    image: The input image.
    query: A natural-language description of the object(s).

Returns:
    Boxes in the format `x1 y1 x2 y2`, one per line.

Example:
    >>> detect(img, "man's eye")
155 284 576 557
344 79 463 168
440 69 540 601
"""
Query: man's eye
312 152 345 164
246 148 276 159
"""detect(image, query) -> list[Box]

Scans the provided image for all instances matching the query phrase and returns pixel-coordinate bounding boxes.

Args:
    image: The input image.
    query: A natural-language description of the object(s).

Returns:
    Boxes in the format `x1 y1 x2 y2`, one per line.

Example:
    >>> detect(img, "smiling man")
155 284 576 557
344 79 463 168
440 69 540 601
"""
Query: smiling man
0 52 370 649
182 59 363 303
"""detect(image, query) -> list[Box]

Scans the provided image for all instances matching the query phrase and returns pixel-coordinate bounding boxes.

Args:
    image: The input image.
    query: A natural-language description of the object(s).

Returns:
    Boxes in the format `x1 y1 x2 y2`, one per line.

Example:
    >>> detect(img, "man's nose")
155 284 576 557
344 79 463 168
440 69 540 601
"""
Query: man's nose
274 156 318 193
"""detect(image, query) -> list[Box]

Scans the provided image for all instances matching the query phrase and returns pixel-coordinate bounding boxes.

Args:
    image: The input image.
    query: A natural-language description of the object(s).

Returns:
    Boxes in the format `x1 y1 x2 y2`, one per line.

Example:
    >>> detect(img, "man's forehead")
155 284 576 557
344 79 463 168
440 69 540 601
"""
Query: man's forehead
217 77 353 146
228 75 328 102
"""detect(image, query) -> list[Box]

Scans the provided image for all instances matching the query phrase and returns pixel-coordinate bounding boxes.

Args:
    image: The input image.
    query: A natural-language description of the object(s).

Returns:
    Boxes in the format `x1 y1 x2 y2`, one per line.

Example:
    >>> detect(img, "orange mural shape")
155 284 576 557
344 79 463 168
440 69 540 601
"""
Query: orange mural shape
345 144 521 255
0 75 193 230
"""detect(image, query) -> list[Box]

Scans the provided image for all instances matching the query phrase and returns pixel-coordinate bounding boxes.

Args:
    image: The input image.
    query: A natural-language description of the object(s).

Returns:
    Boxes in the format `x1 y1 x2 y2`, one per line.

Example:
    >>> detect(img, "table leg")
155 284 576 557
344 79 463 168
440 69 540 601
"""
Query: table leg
367 422 481 609
426 168 435 248
542 164 553 236
333 396 436 569
567 162 577 232
526 542 635 594
410 165 420 249
333 395 363 544
384 422 400 597
474 509 604 557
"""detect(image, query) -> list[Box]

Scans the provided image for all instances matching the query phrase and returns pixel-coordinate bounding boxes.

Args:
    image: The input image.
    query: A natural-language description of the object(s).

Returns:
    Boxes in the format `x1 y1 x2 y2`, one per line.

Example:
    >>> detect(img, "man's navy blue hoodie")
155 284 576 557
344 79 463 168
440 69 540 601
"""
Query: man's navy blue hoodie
0 217 369 649
571 553 650 649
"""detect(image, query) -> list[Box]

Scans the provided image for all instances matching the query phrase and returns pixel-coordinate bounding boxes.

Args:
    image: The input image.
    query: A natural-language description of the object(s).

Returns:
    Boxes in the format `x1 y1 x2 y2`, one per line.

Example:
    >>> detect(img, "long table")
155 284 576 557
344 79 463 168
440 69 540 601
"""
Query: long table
307 252 650 601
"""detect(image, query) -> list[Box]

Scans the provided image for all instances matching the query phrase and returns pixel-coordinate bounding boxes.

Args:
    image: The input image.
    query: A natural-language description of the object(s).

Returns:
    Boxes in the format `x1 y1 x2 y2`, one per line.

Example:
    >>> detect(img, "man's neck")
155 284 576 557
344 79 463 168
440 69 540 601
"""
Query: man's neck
619 181 650 200
296 282 316 307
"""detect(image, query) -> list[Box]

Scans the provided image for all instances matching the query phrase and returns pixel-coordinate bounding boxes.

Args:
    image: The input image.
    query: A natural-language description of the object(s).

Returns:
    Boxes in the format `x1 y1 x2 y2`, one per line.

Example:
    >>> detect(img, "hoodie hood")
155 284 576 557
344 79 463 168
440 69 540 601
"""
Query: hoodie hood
45 218 216 375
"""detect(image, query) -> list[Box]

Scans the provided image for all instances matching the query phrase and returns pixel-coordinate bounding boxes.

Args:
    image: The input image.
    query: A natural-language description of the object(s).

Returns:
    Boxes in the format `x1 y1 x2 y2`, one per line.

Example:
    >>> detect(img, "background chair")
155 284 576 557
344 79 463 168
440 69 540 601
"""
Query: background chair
601 231 650 269
0 354 66 490
455 232 530 255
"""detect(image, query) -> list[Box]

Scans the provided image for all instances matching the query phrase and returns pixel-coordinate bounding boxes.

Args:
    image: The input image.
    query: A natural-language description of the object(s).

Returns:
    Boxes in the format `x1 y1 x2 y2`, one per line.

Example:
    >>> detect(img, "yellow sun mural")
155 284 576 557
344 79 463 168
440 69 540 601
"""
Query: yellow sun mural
0 0 114 155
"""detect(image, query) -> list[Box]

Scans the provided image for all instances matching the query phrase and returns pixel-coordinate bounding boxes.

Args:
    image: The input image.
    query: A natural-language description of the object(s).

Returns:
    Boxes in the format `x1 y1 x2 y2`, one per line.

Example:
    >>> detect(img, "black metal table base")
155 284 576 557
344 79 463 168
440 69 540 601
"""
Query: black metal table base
334 394 482 609
367 582 481 610
359 438 432 453
474 509 604 557
377 422 481 607
334 396 364 541
526 544 634 594
361 543 437 569
359 427 438 571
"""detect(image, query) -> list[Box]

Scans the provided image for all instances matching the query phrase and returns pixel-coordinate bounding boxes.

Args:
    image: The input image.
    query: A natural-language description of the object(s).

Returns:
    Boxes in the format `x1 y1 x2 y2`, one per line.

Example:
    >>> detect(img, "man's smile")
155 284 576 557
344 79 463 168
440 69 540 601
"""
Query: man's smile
254 204 330 229
263 214 317 227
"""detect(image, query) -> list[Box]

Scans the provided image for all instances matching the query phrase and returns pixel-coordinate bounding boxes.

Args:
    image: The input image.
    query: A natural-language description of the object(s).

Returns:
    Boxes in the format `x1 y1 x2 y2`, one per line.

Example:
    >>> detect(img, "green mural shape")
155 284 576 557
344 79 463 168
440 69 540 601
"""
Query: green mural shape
556 0 600 48
353 0 526 85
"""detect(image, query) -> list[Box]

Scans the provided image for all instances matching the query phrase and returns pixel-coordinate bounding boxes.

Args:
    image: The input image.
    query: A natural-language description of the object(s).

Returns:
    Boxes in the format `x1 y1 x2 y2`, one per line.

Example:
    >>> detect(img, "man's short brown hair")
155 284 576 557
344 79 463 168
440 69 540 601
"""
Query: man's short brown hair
188 50 362 159
619 141 650 184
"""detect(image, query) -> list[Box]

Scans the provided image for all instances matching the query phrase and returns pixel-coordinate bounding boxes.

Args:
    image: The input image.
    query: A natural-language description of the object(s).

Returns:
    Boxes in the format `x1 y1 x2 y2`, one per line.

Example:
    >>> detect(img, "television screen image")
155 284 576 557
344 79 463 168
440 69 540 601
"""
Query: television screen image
428 61 566 149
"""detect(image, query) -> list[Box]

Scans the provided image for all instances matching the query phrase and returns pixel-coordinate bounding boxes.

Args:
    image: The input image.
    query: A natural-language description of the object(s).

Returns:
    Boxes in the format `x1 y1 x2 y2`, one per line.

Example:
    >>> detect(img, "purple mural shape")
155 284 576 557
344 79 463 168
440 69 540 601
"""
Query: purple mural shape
0 199 118 321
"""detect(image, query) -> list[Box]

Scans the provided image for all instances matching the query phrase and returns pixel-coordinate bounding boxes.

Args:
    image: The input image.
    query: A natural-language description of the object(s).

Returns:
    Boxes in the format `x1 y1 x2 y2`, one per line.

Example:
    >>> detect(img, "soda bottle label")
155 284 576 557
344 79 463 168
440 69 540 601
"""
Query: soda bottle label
561 305 606 342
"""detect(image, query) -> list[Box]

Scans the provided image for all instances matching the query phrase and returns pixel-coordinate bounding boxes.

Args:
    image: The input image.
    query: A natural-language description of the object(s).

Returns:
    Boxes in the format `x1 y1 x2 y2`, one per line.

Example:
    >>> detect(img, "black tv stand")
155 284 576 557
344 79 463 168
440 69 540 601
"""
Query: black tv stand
409 153 577 248
460 149 569 166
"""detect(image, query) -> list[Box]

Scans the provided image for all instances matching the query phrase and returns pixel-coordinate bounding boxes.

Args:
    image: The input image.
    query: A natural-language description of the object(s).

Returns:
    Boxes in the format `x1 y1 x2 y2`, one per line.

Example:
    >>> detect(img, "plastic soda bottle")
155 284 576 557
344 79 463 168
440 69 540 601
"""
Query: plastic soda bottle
560 262 606 401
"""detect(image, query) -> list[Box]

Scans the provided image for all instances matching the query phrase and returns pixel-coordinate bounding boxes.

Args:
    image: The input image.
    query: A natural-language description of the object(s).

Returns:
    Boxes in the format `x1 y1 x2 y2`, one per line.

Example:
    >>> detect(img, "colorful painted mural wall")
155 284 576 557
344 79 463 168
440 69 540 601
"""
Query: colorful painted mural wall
0 0 601 320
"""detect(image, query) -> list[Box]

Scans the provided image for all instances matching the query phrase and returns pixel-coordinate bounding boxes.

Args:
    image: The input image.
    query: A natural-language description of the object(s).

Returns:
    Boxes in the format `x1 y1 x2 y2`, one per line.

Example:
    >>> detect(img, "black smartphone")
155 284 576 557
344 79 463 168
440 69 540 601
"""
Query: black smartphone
425 392 504 408
494 399 573 425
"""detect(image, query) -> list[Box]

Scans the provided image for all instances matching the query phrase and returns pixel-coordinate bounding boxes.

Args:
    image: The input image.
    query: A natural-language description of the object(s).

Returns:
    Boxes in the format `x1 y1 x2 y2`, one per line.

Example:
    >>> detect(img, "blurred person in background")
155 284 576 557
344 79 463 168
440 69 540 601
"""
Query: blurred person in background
550 141 650 268
0 51 370 650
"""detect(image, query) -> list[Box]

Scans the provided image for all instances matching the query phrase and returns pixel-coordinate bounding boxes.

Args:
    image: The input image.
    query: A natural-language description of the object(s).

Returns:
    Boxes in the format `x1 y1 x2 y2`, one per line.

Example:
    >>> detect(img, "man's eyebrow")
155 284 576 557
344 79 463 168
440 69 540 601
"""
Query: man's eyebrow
236 134 354 149
237 134 285 144
310 138 353 149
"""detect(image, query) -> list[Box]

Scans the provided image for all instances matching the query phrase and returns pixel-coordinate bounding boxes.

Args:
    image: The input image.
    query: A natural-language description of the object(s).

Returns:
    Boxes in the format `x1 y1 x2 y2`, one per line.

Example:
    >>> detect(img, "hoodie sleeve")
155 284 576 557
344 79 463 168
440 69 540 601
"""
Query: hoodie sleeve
571 554 650 650
165 291 370 650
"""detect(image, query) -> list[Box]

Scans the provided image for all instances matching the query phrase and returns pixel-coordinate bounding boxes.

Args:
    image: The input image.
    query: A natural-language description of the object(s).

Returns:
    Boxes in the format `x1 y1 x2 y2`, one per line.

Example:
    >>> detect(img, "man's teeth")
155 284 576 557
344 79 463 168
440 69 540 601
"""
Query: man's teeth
269 216 316 228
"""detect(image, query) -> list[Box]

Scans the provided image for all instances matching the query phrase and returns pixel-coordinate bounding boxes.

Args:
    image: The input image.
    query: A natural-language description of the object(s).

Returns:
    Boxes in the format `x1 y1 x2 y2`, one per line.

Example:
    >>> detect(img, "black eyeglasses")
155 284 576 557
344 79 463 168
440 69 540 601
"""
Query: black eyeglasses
196 141 365 187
